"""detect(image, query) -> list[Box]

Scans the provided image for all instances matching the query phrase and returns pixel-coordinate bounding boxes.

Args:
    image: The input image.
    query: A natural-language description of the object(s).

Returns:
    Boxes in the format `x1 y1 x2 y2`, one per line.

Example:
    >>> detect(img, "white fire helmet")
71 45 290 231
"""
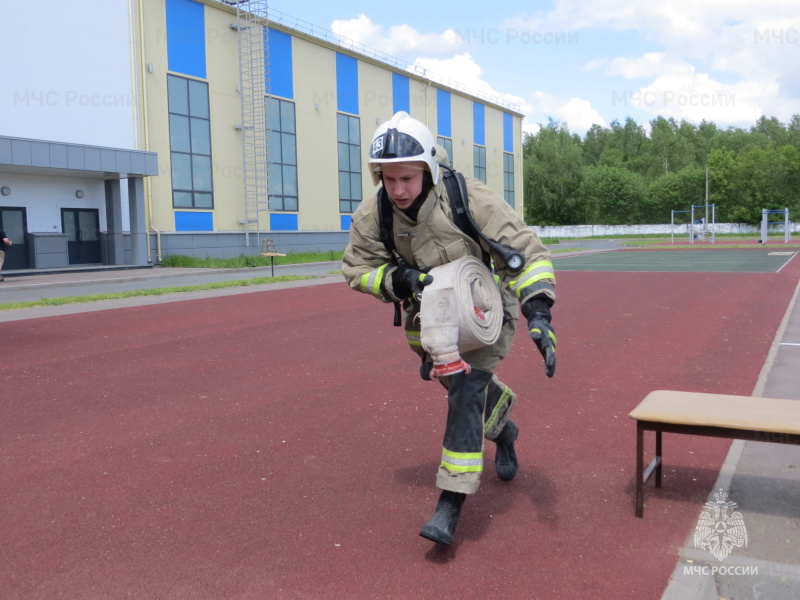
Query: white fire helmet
368 111 439 186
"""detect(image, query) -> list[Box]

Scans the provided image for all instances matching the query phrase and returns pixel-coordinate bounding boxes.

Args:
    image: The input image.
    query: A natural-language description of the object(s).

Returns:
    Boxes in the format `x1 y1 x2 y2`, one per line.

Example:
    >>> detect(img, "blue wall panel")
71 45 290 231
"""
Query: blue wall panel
336 53 359 114
340 215 352 231
166 0 206 79
392 73 410 114
437 89 451 138
270 213 298 231
175 211 213 231
503 113 513 153
473 102 485 146
268 28 293 99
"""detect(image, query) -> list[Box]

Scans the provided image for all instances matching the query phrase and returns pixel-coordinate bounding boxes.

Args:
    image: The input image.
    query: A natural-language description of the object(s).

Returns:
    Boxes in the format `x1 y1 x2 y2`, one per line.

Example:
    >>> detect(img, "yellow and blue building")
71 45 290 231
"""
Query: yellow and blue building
0 0 524 270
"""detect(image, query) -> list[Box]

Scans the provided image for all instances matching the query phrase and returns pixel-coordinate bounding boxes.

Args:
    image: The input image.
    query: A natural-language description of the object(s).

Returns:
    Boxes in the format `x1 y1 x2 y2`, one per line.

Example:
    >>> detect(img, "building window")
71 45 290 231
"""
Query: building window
167 75 213 208
503 152 515 208
338 113 362 213
437 136 453 166
267 97 298 211
473 145 486 183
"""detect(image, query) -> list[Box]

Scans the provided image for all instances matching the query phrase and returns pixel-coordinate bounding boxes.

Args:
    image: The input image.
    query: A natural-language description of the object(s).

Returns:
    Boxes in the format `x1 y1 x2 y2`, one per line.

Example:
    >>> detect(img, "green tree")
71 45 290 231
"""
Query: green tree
520 113 799 226
751 116 789 146
522 120 584 225
694 120 719 165
707 149 742 221
736 145 800 223
648 166 707 222
649 117 677 176
647 172 684 222
787 115 800 149
647 117 696 178
577 166 648 224
712 126 769 156
599 117 650 175
676 120 701 168
583 124 608 166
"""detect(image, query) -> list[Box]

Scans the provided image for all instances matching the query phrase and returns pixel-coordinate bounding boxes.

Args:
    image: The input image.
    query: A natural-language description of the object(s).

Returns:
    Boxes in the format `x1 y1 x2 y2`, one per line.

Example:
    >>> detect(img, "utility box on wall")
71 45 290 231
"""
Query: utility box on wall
27 233 69 268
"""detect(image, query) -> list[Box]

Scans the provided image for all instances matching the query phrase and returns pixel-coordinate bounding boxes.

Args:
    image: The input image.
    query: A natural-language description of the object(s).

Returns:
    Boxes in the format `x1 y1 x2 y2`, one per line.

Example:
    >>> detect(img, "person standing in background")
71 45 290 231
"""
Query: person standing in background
0 229 12 281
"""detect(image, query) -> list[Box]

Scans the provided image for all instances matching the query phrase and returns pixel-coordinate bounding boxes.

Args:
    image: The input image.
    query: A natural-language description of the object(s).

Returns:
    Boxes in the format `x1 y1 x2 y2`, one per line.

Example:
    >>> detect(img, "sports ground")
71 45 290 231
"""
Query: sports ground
1 244 799 599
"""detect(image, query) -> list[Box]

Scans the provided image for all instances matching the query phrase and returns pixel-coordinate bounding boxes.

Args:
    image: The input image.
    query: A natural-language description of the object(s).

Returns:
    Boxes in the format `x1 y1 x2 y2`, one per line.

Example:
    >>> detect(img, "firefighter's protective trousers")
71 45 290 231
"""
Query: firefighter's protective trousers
436 367 517 494
416 308 517 494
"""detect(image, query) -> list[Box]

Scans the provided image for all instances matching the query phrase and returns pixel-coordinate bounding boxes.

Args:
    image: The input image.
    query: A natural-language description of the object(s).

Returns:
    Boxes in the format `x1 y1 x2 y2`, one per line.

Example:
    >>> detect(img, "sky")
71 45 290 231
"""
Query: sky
269 0 800 138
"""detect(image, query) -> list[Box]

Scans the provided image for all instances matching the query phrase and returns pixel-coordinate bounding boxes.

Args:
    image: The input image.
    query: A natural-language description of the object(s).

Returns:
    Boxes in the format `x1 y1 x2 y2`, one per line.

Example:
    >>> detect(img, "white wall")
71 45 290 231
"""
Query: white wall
532 223 800 238
0 174 110 232
0 0 135 149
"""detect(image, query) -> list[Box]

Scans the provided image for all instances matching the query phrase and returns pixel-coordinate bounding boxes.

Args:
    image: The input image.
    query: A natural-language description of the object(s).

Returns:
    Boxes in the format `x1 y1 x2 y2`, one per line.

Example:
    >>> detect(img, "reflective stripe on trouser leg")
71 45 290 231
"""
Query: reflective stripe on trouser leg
483 376 516 441
436 368 494 495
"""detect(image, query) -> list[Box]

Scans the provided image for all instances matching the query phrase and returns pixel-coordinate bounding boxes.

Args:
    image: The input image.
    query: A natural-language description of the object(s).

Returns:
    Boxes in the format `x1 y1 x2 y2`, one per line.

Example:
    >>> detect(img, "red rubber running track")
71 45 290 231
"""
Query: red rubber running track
2 255 798 599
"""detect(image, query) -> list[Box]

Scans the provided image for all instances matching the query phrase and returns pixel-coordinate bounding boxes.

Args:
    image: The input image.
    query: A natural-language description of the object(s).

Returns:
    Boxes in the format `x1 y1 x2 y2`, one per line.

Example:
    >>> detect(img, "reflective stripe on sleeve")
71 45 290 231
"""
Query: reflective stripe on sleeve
440 448 483 473
406 328 422 347
358 263 389 298
509 260 555 300
516 280 555 302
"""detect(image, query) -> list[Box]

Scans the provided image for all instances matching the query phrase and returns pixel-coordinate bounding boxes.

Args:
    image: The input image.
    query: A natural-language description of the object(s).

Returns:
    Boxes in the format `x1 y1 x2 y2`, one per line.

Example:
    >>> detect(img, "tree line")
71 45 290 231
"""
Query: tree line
522 115 800 226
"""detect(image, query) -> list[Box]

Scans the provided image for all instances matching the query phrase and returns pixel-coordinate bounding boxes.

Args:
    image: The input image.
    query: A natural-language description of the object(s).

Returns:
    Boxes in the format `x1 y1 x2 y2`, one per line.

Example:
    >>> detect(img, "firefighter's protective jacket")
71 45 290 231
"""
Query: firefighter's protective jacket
343 174 555 315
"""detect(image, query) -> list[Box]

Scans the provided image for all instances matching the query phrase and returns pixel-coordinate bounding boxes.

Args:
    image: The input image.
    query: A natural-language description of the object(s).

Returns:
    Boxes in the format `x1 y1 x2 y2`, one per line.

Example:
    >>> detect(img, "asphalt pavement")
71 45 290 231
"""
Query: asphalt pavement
0 261 344 314
0 239 618 311
1 241 798 599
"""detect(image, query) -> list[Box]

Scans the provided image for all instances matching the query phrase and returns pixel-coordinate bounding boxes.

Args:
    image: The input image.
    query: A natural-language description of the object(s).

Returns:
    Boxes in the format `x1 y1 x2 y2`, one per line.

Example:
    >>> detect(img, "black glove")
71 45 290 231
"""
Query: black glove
420 361 434 381
391 265 433 301
521 299 557 378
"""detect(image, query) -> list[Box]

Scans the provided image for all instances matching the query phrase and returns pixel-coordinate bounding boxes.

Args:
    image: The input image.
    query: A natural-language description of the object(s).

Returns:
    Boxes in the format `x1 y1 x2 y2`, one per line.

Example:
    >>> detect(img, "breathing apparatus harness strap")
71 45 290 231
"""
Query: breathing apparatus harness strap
440 164 525 272
377 186 406 327
377 165 522 326
439 165 491 269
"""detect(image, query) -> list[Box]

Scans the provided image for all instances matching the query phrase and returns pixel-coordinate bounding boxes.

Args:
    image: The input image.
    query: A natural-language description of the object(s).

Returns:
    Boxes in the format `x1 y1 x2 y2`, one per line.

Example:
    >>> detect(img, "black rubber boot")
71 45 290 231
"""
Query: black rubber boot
494 419 519 481
419 490 466 546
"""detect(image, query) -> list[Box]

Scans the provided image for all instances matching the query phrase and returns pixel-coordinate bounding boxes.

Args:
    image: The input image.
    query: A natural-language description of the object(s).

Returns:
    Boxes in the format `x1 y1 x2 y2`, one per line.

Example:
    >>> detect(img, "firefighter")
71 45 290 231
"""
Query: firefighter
342 111 556 547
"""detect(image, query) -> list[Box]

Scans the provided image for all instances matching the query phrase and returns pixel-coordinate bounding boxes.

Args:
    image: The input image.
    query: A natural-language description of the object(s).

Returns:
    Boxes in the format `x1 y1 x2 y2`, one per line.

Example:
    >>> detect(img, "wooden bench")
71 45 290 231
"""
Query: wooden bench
260 239 286 277
629 390 800 518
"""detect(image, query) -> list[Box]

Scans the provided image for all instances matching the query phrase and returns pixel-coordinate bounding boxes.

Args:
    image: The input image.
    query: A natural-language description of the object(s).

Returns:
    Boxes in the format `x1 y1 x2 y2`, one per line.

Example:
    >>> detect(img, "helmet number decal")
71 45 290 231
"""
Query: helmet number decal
370 135 385 157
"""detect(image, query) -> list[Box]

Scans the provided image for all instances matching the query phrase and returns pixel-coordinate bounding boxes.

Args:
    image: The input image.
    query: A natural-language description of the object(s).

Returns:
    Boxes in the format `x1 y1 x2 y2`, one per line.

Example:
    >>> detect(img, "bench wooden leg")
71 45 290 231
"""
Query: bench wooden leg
636 423 644 518
655 430 662 488
635 424 664 518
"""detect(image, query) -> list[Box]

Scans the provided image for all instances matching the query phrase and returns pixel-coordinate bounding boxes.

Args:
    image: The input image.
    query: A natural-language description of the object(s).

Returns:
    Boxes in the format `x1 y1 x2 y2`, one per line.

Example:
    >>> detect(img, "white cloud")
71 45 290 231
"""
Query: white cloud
594 55 773 126
330 13 607 138
324 4 799 136
626 68 769 126
412 53 492 97
532 0 800 73
558 98 607 134
510 0 800 127
591 53 673 79
528 91 606 136
330 14 466 60
411 53 529 115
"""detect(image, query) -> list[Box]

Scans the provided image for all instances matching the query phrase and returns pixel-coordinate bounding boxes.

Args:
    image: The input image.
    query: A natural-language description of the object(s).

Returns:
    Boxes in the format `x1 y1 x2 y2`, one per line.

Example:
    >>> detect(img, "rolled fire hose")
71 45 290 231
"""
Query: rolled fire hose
419 255 503 378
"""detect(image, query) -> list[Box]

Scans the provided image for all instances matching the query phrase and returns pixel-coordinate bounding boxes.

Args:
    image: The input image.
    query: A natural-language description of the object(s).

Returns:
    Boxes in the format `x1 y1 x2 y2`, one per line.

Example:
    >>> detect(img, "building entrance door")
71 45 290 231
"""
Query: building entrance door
62 208 101 264
0 207 30 270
